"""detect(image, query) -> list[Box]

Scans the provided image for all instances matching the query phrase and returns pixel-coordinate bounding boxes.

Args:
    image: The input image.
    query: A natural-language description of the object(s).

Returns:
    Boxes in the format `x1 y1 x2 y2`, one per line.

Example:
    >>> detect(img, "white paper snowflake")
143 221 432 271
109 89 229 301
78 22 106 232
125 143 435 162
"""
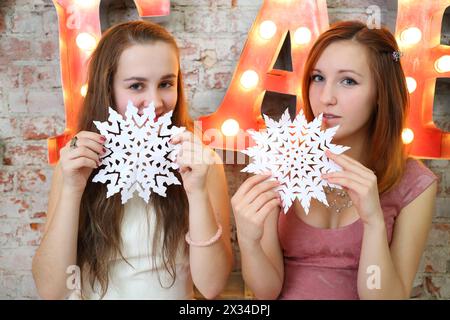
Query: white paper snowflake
242 109 350 214
92 101 185 204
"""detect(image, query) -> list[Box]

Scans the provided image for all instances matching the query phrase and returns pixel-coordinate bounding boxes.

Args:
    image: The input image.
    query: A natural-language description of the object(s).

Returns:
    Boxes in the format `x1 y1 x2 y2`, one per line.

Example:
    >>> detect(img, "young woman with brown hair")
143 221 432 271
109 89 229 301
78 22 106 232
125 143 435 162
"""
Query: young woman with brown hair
32 20 233 300
232 21 437 300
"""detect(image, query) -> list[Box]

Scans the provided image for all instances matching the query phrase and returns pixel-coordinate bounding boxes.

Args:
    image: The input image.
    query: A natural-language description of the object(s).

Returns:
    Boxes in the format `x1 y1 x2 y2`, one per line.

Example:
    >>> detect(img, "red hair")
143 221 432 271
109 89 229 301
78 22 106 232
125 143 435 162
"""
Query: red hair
302 21 409 193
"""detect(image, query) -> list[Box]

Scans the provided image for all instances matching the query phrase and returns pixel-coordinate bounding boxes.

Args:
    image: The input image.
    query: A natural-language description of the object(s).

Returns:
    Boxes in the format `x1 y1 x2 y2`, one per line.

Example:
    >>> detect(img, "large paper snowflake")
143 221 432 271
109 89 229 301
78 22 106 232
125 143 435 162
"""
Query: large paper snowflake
92 101 185 204
242 109 350 214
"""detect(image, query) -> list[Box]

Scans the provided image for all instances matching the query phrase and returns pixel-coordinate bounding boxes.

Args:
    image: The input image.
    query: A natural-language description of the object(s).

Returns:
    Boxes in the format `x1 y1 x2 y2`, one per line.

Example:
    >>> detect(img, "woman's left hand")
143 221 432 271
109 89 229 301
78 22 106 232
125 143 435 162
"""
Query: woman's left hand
170 131 217 194
322 150 384 227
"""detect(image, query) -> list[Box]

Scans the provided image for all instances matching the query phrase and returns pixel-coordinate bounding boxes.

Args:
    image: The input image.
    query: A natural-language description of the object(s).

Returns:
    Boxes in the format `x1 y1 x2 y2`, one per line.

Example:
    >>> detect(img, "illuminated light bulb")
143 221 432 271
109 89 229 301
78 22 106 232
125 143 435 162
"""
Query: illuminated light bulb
435 55 450 73
76 33 97 51
406 77 417 94
259 20 277 40
400 27 422 45
221 119 240 137
240 70 259 89
80 84 88 97
293 27 311 45
402 128 414 144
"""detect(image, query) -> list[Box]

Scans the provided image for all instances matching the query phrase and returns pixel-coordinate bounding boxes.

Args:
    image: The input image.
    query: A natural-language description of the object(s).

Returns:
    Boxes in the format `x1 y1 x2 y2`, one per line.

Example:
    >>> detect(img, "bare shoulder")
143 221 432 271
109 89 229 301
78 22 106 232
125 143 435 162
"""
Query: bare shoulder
397 179 437 222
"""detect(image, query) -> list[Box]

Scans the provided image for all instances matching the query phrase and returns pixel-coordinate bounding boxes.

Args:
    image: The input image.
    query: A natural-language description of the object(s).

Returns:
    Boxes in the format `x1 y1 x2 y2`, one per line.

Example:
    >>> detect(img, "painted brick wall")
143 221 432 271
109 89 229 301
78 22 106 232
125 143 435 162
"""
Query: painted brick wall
0 0 449 299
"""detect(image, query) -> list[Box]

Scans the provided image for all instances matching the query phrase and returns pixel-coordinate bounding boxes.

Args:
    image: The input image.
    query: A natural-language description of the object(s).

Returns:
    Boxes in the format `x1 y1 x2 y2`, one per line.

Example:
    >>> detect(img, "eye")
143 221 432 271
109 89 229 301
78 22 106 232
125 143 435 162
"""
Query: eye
311 74 324 82
342 78 358 86
129 82 144 90
159 81 174 89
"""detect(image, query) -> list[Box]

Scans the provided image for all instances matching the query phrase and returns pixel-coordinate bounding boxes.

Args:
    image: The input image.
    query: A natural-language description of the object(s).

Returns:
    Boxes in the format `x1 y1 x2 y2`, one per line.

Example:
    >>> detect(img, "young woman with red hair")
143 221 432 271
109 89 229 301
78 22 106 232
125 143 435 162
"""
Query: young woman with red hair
232 21 437 300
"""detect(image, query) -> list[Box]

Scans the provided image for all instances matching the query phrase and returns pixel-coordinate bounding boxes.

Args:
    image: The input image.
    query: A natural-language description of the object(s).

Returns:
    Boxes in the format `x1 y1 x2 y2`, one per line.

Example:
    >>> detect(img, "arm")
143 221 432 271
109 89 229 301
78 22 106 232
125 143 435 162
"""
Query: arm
32 164 83 299
239 209 284 299
171 132 233 299
187 158 233 299
32 132 104 299
232 174 284 300
357 181 436 299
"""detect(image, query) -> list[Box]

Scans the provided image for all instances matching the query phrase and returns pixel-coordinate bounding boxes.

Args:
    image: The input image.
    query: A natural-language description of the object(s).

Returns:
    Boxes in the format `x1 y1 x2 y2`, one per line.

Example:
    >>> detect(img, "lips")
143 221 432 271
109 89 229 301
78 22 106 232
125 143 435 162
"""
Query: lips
323 113 341 119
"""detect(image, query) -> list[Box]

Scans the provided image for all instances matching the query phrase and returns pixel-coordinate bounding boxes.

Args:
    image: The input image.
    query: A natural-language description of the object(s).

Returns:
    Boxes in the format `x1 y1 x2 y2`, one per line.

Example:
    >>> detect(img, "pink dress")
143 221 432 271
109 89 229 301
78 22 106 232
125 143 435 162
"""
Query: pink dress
278 159 437 299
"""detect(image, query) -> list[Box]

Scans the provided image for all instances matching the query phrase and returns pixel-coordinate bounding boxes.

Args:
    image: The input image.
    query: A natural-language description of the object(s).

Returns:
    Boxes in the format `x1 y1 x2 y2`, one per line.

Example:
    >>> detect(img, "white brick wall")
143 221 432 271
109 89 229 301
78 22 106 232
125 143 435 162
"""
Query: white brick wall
0 0 449 299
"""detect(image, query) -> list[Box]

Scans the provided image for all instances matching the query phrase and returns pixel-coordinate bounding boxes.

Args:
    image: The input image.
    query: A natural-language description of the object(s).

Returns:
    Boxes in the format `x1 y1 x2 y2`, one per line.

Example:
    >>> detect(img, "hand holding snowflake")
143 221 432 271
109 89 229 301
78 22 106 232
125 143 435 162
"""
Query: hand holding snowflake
242 109 350 214
92 101 185 204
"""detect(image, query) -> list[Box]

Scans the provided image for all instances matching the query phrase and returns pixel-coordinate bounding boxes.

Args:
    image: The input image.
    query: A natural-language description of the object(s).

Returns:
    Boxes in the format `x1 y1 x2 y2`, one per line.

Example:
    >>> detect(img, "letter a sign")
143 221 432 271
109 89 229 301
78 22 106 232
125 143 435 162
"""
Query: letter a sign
49 0 450 163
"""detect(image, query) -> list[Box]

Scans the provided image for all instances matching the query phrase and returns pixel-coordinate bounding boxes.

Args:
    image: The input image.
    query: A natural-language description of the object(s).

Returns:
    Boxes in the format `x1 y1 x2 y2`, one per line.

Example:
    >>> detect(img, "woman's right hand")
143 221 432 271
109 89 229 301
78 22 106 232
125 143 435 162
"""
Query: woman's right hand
59 131 106 193
231 174 281 248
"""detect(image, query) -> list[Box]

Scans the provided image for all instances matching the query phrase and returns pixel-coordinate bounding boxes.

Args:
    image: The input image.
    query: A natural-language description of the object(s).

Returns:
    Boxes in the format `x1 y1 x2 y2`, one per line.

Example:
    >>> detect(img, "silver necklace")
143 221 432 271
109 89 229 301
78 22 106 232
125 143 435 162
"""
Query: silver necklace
324 186 353 213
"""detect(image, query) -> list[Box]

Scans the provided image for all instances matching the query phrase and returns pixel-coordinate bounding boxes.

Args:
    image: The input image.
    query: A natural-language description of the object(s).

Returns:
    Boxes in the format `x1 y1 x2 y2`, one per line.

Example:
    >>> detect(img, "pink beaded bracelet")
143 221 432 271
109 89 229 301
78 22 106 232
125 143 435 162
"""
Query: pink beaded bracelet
185 223 223 247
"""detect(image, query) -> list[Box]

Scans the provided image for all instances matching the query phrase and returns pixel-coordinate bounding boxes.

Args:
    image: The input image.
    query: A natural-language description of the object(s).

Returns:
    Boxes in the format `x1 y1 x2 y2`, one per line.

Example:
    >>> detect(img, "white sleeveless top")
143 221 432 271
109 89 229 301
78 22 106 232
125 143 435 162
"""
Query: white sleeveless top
70 195 193 300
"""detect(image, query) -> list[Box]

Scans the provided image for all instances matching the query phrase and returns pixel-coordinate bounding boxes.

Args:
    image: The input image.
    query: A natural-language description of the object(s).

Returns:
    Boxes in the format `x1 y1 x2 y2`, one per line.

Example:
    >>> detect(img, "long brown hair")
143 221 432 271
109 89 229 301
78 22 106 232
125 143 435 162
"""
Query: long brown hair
77 20 193 298
302 21 409 194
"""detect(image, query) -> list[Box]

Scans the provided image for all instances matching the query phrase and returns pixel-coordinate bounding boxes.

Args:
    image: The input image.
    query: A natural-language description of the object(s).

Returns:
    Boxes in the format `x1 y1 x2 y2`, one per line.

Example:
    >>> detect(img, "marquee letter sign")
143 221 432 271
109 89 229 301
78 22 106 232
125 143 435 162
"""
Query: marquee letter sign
48 0 450 163
200 0 450 159
395 0 450 158
48 0 170 164
199 0 329 151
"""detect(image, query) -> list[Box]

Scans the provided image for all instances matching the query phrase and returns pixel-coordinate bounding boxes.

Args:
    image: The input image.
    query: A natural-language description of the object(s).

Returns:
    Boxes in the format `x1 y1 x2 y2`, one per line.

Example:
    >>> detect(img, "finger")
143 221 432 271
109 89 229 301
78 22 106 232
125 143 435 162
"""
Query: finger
176 155 193 168
75 131 106 144
181 140 194 153
325 150 371 177
326 150 372 174
171 131 194 144
322 170 369 187
67 146 101 164
179 166 191 174
177 152 209 169
67 157 98 170
324 176 362 194
176 148 199 164
234 174 274 200
254 199 281 226
340 154 373 175
180 140 215 156
178 137 207 157
76 137 106 156
245 180 280 205
180 146 217 166
247 190 280 214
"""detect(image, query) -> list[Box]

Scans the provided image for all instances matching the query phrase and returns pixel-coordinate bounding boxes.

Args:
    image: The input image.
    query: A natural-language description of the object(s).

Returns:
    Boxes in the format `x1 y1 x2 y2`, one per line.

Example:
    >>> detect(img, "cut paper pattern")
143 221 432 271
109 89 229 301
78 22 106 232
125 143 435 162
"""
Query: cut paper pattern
92 101 185 204
242 109 350 214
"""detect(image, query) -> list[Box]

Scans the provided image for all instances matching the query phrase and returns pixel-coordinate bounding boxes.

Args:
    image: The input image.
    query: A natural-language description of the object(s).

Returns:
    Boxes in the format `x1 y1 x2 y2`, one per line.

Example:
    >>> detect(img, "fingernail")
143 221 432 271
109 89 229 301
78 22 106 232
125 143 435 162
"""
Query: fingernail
100 136 106 142
102 147 106 154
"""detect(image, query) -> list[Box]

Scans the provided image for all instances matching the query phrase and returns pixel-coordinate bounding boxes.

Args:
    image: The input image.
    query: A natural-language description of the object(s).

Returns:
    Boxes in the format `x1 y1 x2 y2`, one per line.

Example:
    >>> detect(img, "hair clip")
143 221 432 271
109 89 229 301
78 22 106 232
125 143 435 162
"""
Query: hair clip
392 51 403 62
